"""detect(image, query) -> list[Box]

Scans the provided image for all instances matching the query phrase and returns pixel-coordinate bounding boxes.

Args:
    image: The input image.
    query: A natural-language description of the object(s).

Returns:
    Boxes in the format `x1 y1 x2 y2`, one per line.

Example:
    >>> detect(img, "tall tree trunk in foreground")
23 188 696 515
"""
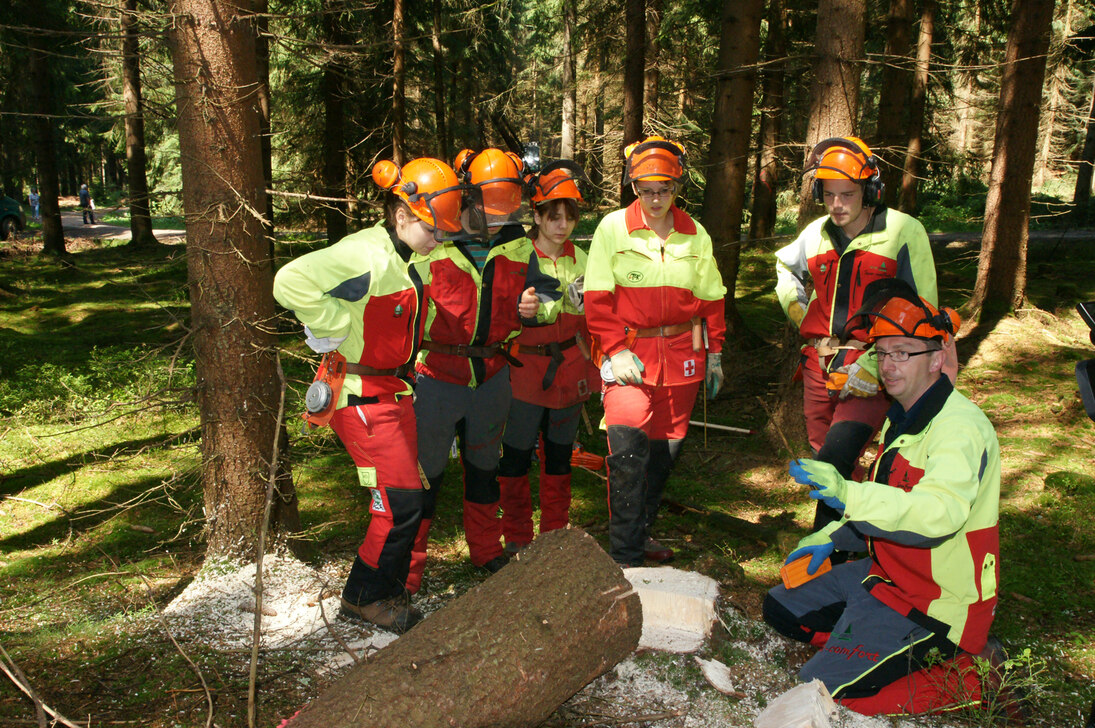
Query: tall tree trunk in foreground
875 0 912 208
620 0 644 204
28 36 65 256
392 0 406 166
796 0 866 230
900 0 934 212
168 0 299 559
560 0 577 159
1072 74 1095 218
970 0 1056 320
122 0 159 248
284 528 641 728
749 0 787 242
701 0 764 339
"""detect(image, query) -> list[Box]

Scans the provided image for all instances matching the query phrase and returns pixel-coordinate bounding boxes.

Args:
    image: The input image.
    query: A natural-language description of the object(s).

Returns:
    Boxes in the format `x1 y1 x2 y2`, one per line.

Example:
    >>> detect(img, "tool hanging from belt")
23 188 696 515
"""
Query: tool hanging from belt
421 339 524 368
509 338 579 389
303 354 414 430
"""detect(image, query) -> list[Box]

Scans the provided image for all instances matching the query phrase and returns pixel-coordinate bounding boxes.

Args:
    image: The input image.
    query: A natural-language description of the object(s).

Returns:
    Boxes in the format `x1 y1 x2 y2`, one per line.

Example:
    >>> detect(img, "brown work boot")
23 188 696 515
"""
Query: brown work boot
977 635 1032 724
643 537 674 563
339 595 422 634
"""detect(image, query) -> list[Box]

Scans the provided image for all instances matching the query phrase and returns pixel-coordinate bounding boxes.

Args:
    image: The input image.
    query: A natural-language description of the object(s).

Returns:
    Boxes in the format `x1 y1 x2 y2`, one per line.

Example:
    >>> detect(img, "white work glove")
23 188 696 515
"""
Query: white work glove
839 362 879 399
788 300 807 328
705 352 723 400
567 275 585 313
304 324 346 353
604 348 645 385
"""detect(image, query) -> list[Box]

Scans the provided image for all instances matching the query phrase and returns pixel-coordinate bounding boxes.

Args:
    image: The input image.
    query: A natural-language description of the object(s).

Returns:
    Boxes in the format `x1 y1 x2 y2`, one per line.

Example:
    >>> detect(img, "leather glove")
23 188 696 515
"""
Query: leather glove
567 275 585 313
607 348 645 385
788 458 847 511
785 530 836 576
788 300 806 328
839 362 879 400
705 352 723 400
304 325 346 353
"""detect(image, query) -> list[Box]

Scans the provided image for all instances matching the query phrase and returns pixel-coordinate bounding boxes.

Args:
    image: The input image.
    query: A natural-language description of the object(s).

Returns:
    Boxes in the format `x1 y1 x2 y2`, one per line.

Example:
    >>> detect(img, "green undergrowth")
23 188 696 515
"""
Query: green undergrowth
0 232 1093 726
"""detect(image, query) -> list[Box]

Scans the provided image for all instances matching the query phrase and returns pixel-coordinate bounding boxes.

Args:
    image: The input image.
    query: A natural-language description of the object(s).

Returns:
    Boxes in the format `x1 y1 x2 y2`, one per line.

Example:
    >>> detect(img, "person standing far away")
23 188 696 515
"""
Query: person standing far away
78 183 96 224
583 135 726 568
28 188 40 222
497 160 600 556
273 157 464 633
772 136 950 556
409 147 561 578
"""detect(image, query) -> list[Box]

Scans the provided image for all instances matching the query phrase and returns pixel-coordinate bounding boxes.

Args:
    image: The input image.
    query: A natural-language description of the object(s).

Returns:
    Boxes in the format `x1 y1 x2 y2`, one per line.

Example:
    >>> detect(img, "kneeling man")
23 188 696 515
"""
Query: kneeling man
764 282 1001 716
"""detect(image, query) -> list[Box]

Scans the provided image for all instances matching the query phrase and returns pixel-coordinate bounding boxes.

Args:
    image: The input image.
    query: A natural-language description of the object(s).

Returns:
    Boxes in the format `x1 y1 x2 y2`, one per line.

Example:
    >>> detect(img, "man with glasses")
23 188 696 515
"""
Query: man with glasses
773 137 940 548
763 286 1005 716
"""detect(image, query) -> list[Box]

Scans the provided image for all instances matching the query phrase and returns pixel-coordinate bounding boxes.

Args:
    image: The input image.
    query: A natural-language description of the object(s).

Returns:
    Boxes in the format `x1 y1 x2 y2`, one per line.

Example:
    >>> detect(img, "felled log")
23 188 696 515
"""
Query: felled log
285 527 642 728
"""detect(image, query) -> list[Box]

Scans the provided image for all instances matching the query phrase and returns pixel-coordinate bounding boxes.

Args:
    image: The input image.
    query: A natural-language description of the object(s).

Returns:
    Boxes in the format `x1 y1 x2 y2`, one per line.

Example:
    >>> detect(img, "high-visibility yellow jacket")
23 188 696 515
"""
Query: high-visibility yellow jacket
831 377 1000 654
272 223 426 405
508 239 599 408
414 223 561 388
774 207 937 373
584 202 726 386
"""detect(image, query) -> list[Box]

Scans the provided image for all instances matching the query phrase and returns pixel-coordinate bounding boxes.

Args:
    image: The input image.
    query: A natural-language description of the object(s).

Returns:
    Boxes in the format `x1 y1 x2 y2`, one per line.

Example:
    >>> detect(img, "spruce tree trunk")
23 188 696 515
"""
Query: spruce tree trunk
431 0 449 161
168 0 299 559
254 0 275 253
321 0 347 243
392 0 406 166
644 0 663 123
1072 75 1095 217
621 0 644 203
970 0 1056 320
284 528 642 728
28 38 65 256
875 0 913 208
796 0 866 230
900 0 934 212
701 0 764 340
560 0 577 159
122 0 159 248
748 0 787 243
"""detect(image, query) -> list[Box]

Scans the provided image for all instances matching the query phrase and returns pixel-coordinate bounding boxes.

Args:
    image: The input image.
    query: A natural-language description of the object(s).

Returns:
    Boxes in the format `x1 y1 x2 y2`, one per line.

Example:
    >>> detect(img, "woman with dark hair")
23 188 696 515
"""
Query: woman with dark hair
273 157 463 632
497 162 598 555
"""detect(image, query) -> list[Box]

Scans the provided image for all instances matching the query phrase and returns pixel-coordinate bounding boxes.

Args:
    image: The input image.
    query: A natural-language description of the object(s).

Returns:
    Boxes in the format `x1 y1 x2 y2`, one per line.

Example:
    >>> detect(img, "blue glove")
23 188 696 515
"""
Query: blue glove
785 542 835 575
788 458 848 512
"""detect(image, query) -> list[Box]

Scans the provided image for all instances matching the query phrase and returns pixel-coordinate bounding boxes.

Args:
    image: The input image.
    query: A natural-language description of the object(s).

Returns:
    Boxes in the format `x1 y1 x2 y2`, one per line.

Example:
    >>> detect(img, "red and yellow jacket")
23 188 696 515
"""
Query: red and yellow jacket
584 202 726 386
414 223 561 387
774 207 936 372
508 240 599 408
828 377 1000 654
272 223 426 404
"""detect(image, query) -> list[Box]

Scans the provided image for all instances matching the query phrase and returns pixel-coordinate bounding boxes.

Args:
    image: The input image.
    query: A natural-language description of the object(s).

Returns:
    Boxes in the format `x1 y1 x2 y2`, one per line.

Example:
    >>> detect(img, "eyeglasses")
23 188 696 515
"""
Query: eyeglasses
868 348 940 363
634 185 675 200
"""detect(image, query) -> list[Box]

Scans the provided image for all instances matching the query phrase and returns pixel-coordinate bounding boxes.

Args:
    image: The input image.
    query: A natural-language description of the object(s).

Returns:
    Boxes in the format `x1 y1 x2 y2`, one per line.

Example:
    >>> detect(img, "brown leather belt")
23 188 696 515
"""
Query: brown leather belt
632 321 693 338
510 338 579 356
421 340 523 367
344 362 413 377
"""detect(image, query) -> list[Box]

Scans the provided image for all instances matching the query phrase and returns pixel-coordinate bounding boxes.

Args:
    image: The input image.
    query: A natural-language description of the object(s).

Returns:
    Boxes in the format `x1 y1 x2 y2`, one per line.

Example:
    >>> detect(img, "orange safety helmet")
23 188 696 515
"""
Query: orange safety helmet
806 137 884 206
372 157 463 233
623 135 685 184
459 148 524 215
843 279 960 344
528 160 584 204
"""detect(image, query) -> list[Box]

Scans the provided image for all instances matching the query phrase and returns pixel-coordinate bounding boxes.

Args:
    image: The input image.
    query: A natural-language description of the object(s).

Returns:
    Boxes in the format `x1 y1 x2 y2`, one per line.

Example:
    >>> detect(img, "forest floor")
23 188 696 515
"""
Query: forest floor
0 221 1093 727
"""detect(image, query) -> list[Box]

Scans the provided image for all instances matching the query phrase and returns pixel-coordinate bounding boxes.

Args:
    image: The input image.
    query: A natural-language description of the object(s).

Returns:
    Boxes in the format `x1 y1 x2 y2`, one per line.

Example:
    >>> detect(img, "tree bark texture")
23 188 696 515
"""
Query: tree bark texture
321 0 348 243
644 0 663 124
621 0 645 203
560 0 577 159
168 0 299 559
900 0 934 212
122 0 159 248
392 0 406 166
28 37 65 256
875 0 913 208
431 0 449 161
796 0 866 230
971 0 1056 319
254 0 275 253
285 528 642 728
1072 73 1095 214
749 0 787 243
701 0 764 339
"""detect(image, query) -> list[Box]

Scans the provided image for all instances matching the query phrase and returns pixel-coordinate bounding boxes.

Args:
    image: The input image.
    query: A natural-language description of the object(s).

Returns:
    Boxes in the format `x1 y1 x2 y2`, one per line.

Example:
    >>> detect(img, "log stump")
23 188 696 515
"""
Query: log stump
285 527 642 728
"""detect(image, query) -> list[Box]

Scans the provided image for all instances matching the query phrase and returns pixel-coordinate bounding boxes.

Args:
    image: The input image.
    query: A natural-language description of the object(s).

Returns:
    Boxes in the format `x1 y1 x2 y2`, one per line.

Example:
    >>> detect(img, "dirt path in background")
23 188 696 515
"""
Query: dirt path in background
60 207 186 243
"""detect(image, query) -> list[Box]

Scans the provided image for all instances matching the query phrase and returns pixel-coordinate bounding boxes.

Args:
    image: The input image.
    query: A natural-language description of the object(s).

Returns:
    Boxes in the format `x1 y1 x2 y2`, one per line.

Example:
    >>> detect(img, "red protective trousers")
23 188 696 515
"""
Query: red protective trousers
330 397 425 601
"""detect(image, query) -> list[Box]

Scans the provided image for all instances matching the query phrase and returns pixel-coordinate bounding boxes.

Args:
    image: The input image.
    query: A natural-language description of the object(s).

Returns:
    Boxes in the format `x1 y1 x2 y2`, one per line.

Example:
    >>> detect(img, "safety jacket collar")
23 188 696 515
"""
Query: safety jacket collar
387 226 413 263
624 200 697 236
491 221 528 247
883 373 952 445
822 205 889 250
533 239 576 261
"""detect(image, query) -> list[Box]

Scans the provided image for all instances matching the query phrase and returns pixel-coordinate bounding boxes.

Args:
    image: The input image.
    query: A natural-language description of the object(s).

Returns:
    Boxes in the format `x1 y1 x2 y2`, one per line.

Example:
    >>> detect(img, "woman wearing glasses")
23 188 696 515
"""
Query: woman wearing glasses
583 136 727 568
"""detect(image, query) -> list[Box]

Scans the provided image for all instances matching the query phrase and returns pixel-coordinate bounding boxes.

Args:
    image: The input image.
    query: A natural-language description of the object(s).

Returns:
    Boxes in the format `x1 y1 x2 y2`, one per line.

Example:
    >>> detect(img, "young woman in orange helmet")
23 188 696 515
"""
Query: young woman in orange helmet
273 157 463 633
583 136 727 567
496 161 600 554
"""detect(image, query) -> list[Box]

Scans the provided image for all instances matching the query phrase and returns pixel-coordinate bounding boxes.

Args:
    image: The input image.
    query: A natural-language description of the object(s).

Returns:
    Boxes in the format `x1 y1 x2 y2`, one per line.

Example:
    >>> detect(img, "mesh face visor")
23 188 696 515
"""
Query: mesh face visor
408 184 486 242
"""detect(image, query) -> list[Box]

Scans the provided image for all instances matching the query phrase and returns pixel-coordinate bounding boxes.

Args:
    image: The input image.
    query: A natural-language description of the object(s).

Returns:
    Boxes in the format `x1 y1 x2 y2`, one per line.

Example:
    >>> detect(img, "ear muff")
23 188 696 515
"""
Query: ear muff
862 156 884 207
